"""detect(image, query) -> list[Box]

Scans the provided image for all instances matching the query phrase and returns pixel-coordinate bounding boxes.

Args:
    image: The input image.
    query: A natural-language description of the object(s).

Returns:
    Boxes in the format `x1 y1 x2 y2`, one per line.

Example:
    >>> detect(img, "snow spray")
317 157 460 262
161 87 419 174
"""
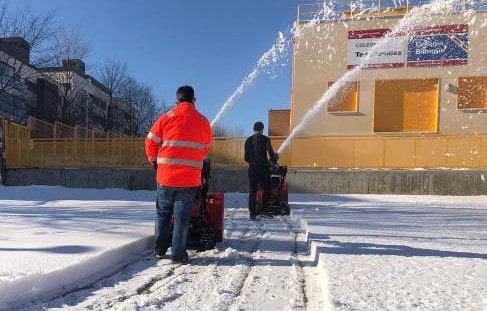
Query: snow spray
209 2 334 127
278 0 458 155
210 32 288 127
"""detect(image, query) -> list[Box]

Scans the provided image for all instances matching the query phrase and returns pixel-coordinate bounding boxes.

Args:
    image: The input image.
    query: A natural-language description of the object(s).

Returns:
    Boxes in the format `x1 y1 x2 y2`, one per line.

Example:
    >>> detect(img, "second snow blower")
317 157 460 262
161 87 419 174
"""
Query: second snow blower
256 154 290 216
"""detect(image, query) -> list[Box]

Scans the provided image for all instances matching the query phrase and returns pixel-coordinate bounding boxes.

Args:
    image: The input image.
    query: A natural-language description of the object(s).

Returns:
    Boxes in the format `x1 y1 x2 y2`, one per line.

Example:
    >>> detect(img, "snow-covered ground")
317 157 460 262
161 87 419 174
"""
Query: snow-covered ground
0 185 486 311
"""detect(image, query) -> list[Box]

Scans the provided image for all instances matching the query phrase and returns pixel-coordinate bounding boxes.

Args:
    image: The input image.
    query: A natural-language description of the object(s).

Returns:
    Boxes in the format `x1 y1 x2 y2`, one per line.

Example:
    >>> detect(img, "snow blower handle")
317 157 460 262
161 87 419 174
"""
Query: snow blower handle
272 152 279 164
269 152 280 174
200 157 211 198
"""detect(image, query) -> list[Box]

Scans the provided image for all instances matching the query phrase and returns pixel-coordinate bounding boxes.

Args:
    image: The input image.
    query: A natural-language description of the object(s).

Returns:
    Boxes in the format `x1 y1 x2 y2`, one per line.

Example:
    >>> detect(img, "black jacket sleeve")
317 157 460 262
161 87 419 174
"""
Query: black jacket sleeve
244 137 252 164
267 137 277 163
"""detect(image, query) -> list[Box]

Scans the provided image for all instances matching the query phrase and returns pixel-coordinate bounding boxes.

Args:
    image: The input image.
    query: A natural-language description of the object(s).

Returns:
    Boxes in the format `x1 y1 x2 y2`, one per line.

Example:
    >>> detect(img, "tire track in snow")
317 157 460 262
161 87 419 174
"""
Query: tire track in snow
133 208 264 310
21 208 303 311
75 208 262 310
86 208 257 310
228 215 308 311
215 215 266 311
101 211 304 311
82 258 186 310
282 216 308 310
285 216 333 311
37 208 244 310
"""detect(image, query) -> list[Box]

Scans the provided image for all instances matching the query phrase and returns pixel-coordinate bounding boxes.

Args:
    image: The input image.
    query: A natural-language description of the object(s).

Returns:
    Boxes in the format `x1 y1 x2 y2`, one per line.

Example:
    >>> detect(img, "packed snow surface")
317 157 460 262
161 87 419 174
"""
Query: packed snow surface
0 185 486 310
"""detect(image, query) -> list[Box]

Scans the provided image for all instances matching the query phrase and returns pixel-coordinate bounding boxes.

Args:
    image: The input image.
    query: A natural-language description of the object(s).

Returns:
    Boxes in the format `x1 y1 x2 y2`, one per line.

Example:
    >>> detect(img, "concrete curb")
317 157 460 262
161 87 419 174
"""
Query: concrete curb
5 168 487 195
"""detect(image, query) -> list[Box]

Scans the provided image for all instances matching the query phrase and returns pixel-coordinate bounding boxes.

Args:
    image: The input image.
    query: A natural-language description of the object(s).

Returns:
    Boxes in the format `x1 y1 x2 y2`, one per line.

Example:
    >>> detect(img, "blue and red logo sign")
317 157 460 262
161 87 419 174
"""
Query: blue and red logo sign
407 24 469 67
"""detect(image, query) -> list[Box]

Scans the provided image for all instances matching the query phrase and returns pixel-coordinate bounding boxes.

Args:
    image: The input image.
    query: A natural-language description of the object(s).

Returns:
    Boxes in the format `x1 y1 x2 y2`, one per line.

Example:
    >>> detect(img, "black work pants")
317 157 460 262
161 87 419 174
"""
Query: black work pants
248 164 271 215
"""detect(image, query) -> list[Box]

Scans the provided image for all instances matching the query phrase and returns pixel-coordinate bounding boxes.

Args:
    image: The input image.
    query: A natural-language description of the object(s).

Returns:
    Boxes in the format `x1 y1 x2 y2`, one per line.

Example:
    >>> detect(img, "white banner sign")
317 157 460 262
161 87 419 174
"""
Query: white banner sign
347 29 406 69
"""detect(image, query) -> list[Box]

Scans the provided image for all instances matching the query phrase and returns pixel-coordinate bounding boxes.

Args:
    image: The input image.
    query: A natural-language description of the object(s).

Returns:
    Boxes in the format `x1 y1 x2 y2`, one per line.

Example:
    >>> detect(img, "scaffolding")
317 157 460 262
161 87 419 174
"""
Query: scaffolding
297 0 487 22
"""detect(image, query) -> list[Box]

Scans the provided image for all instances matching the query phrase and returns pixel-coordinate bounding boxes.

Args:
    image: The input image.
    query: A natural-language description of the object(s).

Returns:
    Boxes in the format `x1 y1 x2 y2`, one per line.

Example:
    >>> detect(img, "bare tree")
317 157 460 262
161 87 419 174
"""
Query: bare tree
0 2 58 122
36 30 90 125
212 124 246 138
0 2 92 126
95 60 127 97
0 51 30 93
212 124 231 137
0 2 57 64
55 69 85 125
94 60 128 131
35 30 89 67
119 76 162 136
0 50 39 123
0 2 87 67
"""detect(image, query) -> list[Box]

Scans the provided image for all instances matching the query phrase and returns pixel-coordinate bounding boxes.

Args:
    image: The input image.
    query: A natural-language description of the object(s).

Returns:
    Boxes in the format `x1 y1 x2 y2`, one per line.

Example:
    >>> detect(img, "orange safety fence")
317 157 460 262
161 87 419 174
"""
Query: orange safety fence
3 119 31 168
4 118 487 169
54 121 75 139
28 116 55 139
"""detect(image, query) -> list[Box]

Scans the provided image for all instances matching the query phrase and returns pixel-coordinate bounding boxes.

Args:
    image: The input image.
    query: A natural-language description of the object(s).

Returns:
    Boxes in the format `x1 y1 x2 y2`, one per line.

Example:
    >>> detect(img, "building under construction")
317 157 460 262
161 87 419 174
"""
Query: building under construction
273 0 487 169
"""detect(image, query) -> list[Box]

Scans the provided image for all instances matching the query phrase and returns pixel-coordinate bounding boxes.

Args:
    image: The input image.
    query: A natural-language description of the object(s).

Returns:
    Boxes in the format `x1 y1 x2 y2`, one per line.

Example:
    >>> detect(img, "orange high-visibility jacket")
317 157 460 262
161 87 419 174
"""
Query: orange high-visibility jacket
145 102 213 187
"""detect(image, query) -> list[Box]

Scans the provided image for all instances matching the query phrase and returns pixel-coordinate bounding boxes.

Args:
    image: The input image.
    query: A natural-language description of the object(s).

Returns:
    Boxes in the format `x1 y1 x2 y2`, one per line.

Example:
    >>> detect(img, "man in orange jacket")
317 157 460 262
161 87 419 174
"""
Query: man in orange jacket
145 85 213 263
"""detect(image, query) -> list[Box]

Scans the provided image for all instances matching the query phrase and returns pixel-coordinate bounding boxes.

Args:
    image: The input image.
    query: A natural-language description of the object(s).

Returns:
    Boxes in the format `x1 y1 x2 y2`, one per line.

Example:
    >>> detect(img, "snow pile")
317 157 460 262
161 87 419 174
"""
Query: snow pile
208 247 242 260
291 193 487 310
0 186 155 310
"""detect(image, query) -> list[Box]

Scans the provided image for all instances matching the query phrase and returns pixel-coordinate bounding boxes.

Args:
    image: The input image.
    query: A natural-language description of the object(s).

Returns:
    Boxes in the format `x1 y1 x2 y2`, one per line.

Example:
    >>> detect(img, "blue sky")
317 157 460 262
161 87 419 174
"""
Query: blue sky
10 0 301 135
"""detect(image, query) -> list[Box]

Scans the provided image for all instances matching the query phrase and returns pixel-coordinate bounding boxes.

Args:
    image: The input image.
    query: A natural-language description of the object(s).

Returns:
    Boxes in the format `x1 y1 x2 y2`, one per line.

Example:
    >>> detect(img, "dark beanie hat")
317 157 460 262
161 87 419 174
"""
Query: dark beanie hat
253 121 264 131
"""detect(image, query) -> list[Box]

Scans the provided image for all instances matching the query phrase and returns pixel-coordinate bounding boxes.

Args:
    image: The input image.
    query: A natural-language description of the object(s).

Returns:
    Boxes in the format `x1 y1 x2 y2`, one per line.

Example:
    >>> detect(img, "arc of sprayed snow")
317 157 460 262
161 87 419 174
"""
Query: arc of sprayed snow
210 3 332 128
210 32 288 127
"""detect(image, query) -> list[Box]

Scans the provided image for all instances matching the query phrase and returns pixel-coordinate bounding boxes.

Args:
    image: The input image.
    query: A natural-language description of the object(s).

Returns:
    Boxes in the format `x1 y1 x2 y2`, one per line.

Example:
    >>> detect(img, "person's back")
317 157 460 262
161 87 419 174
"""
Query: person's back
245 133 273 167
145 85 212 264
244 121 275 219
152 102 211 187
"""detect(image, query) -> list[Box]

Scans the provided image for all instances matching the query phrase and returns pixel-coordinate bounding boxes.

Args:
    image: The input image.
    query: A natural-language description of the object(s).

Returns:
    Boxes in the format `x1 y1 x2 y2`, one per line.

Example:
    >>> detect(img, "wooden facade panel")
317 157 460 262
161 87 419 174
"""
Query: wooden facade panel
481 137 487 167
290 138 327 167
384 139 416 167
321 139 355 167
374 79 439 133
327 82 358 112
354 139 384 167
290 138 355 167
458 76 487 109
415 138 448 167
268 110 290 136
270 138 290 165
446 137 482 167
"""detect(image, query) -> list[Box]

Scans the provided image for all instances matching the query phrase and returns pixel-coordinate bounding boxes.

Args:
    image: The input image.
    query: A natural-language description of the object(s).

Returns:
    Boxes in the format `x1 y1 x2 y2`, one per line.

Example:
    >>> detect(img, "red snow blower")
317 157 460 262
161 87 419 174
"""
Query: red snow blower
257 154 290 216
171 158 224 250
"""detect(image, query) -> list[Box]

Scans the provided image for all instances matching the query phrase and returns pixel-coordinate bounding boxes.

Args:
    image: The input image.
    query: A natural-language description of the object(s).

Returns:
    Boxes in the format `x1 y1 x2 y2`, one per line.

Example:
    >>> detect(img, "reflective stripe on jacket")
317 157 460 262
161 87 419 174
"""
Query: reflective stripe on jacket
145 102 213 187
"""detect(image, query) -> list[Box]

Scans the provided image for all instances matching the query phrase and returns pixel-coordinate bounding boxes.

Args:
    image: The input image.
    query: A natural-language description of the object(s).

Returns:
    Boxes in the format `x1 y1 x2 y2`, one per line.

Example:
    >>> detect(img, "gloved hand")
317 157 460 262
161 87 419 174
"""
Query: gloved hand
152 160 157 171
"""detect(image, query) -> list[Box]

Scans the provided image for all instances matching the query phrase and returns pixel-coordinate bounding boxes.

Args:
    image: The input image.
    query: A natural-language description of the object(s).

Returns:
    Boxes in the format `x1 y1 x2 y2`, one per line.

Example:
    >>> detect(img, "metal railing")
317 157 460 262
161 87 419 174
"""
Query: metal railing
297 0 487 22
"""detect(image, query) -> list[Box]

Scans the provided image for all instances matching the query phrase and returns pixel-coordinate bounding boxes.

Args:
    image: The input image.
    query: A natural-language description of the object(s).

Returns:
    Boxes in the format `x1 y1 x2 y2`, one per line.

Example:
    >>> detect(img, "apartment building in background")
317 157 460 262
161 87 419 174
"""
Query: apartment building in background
0 37 60 125
0 36 135 135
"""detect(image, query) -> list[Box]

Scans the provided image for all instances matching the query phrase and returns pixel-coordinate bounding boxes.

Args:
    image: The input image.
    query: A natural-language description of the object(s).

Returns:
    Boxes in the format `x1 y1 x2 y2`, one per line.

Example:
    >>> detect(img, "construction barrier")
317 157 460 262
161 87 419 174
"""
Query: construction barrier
4 118 487 169
28 117 54 139
3 119 31 168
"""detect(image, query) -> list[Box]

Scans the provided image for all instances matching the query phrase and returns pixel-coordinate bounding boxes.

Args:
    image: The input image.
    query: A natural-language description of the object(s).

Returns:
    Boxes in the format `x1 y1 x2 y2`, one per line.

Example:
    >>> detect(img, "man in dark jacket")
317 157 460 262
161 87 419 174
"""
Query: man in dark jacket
244 121 277 219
